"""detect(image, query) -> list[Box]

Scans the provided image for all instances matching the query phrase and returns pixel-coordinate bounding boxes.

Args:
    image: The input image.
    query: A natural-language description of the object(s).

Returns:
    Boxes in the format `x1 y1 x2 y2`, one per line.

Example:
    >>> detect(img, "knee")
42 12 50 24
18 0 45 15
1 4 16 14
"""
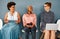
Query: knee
44 30 50 35
51 30 55 34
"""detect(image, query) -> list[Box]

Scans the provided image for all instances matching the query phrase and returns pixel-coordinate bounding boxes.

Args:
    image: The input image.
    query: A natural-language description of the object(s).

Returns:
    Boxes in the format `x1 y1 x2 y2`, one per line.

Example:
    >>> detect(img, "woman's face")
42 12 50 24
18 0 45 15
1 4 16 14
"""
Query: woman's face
9 5 15 12
27 6 33 14
44 4 50 12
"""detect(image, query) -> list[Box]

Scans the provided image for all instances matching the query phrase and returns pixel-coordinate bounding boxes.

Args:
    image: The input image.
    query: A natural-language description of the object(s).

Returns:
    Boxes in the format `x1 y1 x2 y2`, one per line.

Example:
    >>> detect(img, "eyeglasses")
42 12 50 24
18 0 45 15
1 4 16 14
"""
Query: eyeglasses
44 5 48 7
44 6 47 7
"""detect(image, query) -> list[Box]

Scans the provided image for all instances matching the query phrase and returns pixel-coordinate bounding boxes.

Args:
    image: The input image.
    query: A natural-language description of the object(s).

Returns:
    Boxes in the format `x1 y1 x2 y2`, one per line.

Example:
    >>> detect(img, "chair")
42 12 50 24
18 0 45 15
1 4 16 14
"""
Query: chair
56 19 60 39
0 19 3 39
0 19 3 30
40 22 45 39
40 32 45 39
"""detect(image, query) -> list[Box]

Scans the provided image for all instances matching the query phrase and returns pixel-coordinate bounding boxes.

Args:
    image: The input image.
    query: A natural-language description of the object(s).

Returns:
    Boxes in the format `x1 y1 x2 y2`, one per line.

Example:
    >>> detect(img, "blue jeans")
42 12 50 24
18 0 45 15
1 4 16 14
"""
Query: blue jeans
24 26 36 39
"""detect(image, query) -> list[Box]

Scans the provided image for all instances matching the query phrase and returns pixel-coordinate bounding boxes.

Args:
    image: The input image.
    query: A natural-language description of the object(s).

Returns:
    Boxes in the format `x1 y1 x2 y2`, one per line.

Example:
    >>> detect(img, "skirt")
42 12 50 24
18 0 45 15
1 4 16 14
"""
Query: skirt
1 21 20 39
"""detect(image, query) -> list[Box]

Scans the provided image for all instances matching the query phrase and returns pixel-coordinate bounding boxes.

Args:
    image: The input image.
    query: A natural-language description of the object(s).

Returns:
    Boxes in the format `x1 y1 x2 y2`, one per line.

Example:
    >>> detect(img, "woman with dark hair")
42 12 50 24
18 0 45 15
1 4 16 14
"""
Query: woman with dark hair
40 2 55 39
1 2 21 39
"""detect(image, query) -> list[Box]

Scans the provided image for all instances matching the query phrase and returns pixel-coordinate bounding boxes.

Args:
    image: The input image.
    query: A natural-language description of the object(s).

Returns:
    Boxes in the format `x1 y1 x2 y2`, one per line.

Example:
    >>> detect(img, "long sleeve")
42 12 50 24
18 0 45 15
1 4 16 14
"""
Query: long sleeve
22 14 26 27
40 13 44 22
51 12 55 23
33 14 37 26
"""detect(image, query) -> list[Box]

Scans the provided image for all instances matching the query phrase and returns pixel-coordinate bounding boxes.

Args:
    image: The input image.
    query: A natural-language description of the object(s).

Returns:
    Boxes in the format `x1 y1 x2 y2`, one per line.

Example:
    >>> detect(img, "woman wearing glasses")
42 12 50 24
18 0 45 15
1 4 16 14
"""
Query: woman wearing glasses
40 2 55 39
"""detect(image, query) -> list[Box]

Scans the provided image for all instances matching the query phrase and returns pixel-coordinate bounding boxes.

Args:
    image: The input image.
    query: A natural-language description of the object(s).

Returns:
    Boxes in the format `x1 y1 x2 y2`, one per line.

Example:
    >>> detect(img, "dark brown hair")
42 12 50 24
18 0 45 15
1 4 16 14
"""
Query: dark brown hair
7 2 16 10
45 2 52 8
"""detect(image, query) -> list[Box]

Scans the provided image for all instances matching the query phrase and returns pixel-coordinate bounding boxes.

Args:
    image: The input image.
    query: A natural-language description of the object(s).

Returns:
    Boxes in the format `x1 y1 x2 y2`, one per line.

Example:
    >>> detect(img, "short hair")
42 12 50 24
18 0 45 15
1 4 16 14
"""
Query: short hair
7 2 16 10
27 5 33 10
45 2 52 8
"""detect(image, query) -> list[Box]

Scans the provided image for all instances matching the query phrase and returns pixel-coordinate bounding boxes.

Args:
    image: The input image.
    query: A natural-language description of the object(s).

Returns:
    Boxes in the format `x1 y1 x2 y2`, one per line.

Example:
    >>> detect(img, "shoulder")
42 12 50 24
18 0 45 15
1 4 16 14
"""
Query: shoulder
15 11 20 16
5 12 9 16
40 11 45 16
50 11 54 14
50 11 54 15
24 13 27 16
33 13 36 16
6 12 8 15
23 13 27 17
4 12 9 18
15 11 18 13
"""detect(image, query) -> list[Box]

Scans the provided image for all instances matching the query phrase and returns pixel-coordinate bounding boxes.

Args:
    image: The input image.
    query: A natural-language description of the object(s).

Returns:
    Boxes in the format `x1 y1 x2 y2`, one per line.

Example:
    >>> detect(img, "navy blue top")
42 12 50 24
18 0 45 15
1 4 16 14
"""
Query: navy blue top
40 10 55 31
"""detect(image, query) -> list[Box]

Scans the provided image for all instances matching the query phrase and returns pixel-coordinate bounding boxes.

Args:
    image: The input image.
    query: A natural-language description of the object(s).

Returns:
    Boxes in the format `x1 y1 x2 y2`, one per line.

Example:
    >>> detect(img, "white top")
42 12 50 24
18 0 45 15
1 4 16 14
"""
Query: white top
7 11 18 20
57 19 60 31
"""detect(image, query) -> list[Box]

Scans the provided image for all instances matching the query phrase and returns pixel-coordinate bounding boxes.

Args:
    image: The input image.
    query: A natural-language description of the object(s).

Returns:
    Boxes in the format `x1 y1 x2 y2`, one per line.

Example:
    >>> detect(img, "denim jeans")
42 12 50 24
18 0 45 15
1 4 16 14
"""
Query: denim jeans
24 26 36 39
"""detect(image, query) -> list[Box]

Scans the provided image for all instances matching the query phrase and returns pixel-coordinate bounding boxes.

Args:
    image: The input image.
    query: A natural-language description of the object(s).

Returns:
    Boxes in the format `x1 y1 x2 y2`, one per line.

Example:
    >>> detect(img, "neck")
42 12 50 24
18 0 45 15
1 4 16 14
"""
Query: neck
45 10 50 13
10 11 15 16
10 11 14 13
28 11 32 14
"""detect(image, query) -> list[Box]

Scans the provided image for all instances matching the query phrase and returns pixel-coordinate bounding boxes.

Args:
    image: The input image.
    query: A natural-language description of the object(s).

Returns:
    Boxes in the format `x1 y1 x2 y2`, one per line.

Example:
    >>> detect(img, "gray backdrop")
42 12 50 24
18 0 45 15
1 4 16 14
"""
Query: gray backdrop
0 0 60 39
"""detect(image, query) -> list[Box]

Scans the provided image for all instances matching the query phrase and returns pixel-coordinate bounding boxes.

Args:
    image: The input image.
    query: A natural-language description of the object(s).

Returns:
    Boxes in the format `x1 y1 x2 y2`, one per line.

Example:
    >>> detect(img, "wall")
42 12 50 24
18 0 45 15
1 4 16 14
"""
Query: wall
0 0 60 39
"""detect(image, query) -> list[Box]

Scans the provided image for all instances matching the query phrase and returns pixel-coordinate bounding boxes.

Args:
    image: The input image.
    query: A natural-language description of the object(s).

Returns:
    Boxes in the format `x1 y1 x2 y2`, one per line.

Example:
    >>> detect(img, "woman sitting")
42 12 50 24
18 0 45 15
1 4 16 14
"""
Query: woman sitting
1 2 21 39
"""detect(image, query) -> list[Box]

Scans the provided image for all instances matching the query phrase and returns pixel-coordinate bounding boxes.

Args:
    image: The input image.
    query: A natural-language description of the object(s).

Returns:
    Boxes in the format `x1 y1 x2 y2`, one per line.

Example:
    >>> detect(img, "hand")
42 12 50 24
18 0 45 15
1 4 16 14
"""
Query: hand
26 24 35 28
26 25 34 28
5 20 9 23
30 23 35 28
15 20 19 24
29 25 34 28
26 25 30 28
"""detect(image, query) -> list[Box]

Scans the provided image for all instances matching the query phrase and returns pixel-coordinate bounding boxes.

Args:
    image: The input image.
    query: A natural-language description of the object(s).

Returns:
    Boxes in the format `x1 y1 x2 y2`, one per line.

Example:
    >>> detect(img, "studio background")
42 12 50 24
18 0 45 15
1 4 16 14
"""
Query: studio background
0 0 60 39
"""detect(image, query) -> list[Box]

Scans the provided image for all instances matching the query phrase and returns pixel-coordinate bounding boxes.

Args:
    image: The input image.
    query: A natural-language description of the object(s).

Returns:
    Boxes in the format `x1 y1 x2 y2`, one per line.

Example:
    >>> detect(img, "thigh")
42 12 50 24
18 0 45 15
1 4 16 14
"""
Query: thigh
51 30 55 36
31 27 36 39
50 30 55 39
44 30 50 35
24 27 30 32
31 27 36 35
31 27 36 31
44 30 50 39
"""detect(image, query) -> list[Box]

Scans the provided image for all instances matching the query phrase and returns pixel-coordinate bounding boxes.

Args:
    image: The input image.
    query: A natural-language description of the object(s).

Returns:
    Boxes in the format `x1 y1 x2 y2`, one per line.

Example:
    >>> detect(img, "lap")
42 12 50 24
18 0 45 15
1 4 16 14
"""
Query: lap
24 26 36 32
44 30 55 35
2 23 19 33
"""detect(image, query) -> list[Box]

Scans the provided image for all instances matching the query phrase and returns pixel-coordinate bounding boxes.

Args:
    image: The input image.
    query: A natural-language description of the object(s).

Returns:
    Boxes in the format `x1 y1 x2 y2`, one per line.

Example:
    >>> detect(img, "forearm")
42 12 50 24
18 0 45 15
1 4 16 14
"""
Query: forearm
18 20 20 23
15 19 21 24
4 20 8 23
